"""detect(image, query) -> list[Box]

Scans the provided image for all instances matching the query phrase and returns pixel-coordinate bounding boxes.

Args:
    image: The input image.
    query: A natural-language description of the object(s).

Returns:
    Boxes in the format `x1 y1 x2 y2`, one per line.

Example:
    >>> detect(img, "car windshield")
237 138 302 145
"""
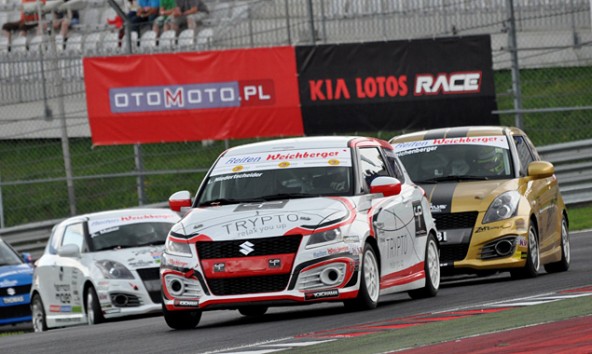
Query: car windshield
393 137 514 183
90 222 175 251
198 147 354 206
0 239 23 266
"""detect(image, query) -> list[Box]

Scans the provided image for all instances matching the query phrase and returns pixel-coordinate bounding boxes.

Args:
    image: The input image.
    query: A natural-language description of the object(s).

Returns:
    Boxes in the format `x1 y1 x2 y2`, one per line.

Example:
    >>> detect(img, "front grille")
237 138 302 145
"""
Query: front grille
207 274 291 296
0 304 31 320
136 267 162 304
433 212 478 230
196 235 302 259
0 284 31 297
440 244 470 263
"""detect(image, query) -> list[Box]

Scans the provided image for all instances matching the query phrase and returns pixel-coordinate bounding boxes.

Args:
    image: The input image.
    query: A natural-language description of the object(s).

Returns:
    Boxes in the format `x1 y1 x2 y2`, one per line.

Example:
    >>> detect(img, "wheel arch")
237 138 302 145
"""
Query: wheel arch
364 235 381 275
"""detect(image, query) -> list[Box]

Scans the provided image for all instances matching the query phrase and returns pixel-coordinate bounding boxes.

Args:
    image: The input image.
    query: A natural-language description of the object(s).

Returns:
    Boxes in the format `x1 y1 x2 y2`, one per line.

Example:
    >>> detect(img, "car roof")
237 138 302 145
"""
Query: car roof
223 136 379 156
390 126 527 143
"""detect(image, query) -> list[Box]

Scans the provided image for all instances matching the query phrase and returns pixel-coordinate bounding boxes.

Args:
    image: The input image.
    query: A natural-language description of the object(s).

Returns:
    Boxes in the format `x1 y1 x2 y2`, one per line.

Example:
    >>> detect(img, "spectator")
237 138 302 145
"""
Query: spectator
2 0 46 46
153 0 176 38
52 2 80 39
170 0 209 35
119 0 160 42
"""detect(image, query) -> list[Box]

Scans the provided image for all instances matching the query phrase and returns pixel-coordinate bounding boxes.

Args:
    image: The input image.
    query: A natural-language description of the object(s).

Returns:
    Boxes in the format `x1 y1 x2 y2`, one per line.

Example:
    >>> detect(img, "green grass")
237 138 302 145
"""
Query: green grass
567 203 592 231
1 66 591 227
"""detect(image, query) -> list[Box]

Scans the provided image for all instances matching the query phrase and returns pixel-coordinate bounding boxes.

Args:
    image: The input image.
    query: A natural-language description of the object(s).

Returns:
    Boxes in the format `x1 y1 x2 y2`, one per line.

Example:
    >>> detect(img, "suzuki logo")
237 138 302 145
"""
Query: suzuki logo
239 241 255 255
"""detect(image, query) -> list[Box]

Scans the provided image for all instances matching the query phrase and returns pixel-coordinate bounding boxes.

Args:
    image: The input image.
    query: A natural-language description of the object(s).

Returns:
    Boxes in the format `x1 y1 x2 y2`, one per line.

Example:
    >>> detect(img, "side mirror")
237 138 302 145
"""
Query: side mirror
169 190 192 212
370 176 402 197
58 244 81 258
527 161 554 179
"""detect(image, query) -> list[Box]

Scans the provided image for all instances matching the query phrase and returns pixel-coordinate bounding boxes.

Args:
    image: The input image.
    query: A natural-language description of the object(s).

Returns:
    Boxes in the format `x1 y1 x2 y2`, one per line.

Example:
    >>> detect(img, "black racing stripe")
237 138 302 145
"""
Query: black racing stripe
423 128 449 140
429 182 458 214
444 127 471 138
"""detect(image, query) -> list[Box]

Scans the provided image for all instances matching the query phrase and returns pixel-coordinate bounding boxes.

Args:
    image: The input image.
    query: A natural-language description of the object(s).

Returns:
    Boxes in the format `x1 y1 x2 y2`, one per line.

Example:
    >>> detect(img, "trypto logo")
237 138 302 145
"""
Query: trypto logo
109 80 275 113
239 241 255 255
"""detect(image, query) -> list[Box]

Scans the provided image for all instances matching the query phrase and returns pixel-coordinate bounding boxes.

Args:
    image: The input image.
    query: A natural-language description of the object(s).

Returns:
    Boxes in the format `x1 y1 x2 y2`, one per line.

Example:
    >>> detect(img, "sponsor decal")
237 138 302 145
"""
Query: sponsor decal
414 71 481 96
437 231 448 242
518 236 528 247
394 136 509 154
213 172 263 183
213 263 225 272
413 201 427 236
327 246 350 255
268 259 281 269
109 80 275 114
308 76 408 102
430 204 447 213
55 284 71 304
168 258 190 268
385 235 409 258
221 213 300 236
234 200 287 211
343 235 360 243
104 308 121 314
129 260 154 268
3 295 25 304
211 148 352 176
174 299 200 307
0 279 18 287
313 250 328 258
475 225 511 233
89 214 177 234
305 289 339 300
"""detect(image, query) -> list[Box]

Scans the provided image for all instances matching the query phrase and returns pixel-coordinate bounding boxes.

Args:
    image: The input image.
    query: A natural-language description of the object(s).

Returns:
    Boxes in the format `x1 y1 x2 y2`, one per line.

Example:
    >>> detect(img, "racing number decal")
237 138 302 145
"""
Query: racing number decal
413 201 427 236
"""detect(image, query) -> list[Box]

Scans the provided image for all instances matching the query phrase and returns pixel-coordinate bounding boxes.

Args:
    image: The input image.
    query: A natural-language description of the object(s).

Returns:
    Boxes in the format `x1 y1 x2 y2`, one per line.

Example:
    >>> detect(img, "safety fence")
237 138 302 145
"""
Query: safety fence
0 0 591 228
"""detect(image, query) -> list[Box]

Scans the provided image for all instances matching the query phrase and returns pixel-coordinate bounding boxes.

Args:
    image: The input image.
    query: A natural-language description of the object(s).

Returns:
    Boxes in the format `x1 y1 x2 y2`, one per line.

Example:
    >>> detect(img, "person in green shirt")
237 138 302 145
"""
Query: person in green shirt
153 0 176 38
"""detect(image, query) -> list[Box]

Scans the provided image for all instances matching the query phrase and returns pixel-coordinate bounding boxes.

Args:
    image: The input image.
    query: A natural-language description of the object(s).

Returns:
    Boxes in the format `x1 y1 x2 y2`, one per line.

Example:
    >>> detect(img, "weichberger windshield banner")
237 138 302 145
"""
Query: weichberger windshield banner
83 35 497 145
296 35 498 134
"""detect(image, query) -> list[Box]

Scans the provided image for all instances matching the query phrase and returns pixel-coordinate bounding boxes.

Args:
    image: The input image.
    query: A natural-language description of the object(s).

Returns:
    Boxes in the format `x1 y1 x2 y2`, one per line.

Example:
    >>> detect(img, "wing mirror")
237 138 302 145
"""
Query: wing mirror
527 161 554 179
169 190 192 213
370 176 402 197
58 244 81 258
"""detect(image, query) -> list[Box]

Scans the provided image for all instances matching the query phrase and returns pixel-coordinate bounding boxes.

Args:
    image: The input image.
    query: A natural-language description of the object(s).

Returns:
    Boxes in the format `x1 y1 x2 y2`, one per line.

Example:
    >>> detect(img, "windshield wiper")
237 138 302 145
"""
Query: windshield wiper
419 175 489 183
199 198 266 207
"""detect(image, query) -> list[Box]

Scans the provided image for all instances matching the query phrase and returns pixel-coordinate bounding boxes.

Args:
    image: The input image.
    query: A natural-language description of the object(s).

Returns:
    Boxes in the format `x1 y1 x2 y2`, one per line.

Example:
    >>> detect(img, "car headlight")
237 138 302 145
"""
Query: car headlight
95 260 134 279
306 228 343 247
165 237 192 257
483 191 521 224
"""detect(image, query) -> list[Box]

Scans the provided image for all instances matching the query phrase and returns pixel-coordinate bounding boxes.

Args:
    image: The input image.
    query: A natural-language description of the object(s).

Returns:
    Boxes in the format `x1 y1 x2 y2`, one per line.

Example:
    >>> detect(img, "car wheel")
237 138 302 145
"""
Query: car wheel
544 216 570 273
238 306 268 317
511 223 540 279
86 286 105 325
162 303 202 330
408 233 440 299
344 243 380 311
31 294 48 332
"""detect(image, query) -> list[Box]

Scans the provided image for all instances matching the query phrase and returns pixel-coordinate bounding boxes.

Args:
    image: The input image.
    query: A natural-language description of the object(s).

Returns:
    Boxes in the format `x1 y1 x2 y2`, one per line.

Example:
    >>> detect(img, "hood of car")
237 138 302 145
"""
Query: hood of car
175 197 350 240
91 246 164 270
421 179 517 214
0 264 33 287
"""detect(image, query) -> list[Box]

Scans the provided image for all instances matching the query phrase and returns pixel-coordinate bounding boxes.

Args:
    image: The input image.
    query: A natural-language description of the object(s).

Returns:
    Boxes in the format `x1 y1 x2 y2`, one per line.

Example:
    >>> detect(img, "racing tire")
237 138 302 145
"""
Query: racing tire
31 294 48 332
408 233 440 299
238 306 268 317
86 286 105 325
544 216 570 273
344 243 380 311
511 223 540 279
162 303 202 330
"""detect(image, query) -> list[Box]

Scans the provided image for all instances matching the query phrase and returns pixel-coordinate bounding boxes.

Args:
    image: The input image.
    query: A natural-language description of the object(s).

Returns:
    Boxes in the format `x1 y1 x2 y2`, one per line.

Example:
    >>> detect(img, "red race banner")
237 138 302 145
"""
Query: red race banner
83 47 304 145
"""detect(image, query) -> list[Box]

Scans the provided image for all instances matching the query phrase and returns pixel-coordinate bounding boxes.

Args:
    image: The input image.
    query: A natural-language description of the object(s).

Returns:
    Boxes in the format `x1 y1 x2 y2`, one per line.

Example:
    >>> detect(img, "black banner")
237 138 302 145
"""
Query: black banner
296 35 499 135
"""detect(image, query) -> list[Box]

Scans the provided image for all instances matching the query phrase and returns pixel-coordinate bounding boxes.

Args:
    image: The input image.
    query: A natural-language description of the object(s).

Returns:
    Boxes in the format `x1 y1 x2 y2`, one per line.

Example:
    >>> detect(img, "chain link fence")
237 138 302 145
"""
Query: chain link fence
1 0 591 227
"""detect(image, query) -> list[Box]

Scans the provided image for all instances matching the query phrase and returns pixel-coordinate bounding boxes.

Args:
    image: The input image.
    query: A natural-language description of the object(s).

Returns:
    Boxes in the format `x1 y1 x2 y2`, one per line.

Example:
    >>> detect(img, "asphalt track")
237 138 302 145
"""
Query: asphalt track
1 230 590 354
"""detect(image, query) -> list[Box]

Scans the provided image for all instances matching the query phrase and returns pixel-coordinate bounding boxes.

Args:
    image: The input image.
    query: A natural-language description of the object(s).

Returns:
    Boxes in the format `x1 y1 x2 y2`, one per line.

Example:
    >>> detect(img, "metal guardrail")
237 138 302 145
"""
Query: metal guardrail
1 140 591 260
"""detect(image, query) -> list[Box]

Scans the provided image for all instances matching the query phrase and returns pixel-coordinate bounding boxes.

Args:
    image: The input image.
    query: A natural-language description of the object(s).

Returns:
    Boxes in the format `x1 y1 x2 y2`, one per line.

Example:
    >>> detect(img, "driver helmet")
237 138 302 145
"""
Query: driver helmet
475 147 505 175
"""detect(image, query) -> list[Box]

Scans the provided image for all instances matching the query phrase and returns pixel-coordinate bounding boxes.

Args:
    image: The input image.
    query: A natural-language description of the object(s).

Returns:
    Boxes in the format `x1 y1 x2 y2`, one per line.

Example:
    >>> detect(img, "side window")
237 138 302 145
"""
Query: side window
359 148 389 189
514 136 535 175
47 224 64 255
61 223 85 252
388 156 406 182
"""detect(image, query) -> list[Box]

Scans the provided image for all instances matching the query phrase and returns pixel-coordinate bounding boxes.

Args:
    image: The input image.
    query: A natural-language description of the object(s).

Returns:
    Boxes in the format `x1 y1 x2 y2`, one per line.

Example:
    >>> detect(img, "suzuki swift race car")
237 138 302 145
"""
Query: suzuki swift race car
161 136 440 330
0 237 33 326
390 126 570 278
30 208 180 332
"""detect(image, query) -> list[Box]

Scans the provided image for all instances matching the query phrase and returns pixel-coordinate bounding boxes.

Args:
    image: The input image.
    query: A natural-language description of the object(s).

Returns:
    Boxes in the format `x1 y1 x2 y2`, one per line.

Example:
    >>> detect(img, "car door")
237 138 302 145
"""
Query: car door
358 147 417 283
53 222 86 323
514 135 556 253
34 223 65 322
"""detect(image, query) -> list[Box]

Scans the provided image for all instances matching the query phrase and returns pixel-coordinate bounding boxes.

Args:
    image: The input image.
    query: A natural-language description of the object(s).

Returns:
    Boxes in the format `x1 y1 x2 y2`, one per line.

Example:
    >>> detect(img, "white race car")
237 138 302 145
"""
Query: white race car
30 208 180 332
161 136 440 330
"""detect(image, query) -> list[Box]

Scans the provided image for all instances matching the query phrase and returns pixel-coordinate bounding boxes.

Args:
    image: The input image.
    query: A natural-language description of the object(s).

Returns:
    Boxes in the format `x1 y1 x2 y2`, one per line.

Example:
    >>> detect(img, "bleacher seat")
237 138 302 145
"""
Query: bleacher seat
101 31 120 53
64 33 83 53
10 36 28 53
28 35 47 53
83 31 102 54
177 29 195 50
230 1 249 21
158 30 177 51
196 28 213 50
139 30 157 52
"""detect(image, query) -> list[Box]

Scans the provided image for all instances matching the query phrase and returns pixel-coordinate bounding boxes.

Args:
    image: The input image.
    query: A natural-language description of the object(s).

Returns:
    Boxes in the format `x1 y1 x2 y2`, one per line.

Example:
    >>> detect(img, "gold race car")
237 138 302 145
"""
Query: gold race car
390 126 570 278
